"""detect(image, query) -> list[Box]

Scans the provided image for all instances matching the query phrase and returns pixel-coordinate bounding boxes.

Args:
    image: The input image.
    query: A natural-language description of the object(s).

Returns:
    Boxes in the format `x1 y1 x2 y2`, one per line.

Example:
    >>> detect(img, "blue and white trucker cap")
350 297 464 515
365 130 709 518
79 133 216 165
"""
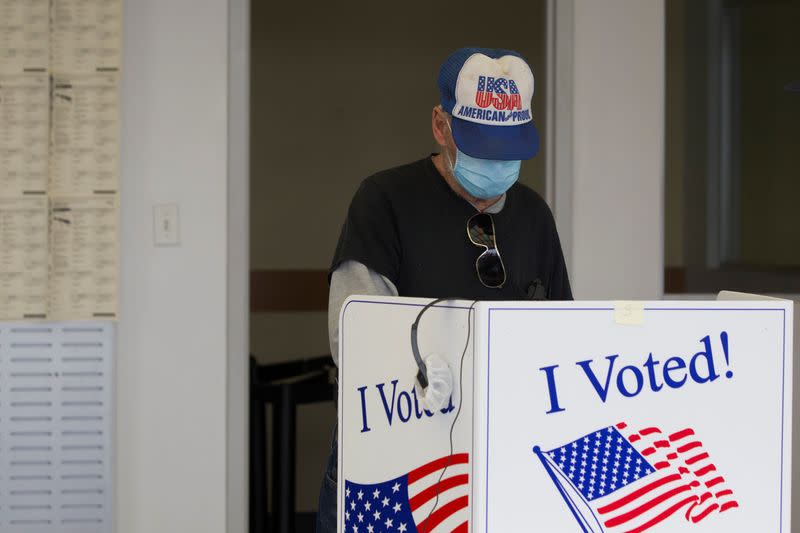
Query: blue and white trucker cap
438 47 539 160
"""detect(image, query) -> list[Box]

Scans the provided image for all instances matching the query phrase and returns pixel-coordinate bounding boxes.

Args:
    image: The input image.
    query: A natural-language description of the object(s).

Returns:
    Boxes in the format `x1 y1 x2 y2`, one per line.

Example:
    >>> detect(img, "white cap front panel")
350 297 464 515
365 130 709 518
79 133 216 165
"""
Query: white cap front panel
452 53 535 127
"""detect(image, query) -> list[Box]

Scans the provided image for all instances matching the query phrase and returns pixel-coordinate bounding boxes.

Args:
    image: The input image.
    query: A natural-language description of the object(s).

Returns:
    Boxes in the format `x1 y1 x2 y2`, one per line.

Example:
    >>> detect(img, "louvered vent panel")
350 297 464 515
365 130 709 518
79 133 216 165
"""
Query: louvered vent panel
0 322 114 532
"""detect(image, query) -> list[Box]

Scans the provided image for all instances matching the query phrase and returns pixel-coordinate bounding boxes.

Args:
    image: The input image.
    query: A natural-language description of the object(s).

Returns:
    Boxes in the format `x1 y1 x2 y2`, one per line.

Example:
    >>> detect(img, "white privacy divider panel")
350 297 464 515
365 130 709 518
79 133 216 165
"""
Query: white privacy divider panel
0 322 114 532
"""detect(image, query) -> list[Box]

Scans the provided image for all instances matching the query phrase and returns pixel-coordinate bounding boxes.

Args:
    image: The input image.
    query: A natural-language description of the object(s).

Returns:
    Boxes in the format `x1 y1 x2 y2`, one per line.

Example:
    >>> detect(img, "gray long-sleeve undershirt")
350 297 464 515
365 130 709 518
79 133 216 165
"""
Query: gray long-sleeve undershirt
327 194 506 365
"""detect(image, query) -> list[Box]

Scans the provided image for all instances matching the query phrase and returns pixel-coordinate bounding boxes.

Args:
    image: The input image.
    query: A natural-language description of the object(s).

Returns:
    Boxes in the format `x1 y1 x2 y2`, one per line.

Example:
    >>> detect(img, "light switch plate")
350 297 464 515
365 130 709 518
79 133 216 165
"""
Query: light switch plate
153 203 180 246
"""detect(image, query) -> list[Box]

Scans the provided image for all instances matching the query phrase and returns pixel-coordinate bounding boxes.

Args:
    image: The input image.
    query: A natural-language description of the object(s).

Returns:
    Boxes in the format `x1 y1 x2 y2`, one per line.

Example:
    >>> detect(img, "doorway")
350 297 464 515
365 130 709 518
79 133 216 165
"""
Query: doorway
248 2 549 530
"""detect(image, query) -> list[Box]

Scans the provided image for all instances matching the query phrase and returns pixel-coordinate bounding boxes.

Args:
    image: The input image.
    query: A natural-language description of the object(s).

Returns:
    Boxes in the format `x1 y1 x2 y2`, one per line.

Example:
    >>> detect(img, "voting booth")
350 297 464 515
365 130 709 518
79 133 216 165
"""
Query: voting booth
337 296 793 532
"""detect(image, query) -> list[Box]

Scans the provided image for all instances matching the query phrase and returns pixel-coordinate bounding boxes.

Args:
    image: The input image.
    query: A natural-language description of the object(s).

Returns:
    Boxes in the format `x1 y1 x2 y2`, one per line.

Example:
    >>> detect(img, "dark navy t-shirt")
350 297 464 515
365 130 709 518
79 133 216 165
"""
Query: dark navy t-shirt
331 156 572 301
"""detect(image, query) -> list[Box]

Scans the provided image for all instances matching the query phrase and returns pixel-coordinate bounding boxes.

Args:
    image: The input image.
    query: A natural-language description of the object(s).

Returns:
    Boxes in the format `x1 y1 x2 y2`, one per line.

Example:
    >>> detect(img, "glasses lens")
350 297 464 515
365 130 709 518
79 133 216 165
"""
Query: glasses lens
467 213 506 287
467 213 495 248
476 250 505 288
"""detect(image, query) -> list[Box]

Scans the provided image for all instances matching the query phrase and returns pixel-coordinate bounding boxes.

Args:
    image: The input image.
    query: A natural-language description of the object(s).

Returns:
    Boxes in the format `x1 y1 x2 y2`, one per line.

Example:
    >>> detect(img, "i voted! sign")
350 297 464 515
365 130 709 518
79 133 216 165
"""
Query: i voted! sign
338 298 793 533
475 302 792 533
338 299 476 533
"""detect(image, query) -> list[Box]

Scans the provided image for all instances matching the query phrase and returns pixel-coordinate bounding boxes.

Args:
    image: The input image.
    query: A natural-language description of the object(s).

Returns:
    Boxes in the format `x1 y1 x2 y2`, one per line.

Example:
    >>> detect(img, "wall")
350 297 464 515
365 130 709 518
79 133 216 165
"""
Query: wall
664 0 686 268
228 0 250 531
560 0 665 299
118 0 239 531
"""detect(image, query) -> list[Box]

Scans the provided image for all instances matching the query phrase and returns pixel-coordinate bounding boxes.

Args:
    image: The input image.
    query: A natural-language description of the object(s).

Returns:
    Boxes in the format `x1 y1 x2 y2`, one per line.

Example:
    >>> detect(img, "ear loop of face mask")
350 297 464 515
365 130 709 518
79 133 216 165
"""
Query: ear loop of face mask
442 114 457 175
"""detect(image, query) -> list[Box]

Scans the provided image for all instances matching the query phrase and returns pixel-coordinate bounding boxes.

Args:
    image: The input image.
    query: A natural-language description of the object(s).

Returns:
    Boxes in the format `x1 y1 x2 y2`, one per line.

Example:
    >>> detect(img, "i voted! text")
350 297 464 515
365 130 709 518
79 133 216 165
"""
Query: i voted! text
539 332 733 414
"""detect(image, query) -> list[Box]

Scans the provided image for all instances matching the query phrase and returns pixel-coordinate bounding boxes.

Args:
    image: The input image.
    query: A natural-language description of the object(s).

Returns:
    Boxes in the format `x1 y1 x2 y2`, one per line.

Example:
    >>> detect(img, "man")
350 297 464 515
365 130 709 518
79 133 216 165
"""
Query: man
316 47 572 532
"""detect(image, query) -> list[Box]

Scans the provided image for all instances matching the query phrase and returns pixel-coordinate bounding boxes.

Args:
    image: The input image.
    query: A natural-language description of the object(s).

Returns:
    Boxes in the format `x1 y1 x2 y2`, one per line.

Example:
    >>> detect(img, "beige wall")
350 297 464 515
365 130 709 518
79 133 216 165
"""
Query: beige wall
664 0 686 267
118 0 241 531
249 0 548 513
566 0 664 300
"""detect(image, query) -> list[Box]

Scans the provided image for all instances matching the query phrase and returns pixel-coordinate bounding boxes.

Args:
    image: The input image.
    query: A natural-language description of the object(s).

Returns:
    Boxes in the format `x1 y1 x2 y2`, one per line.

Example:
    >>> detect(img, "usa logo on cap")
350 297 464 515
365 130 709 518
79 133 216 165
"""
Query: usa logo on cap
439 47 539 160
475 75 523 112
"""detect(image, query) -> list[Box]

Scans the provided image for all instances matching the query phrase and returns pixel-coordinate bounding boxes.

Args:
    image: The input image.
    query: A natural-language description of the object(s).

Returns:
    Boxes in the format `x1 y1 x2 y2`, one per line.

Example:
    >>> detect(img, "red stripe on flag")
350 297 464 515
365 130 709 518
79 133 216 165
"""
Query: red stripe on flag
683 495 719 523
641 447 656 456
603 482 698 528
694 464 717 477
677 441 702 454
654 461 671 470
416 495 468 533
715 489 733 498
624 495 697 533
654 440 671 448
617 422 628 429
685 452 709 465
705 476 725 488
408 454 469 484
690 503 719 523
721 501 739 512
669 428 695 442
629 435 642 443
640 427 662 436
452 521 469 533
596 474 681 515
667 453 678 460
408 474 469 511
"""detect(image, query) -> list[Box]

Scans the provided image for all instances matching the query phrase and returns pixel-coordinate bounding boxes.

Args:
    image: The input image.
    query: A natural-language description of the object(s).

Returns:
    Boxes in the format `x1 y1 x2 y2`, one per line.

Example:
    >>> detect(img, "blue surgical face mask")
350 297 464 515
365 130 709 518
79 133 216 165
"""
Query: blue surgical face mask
447 147 522 200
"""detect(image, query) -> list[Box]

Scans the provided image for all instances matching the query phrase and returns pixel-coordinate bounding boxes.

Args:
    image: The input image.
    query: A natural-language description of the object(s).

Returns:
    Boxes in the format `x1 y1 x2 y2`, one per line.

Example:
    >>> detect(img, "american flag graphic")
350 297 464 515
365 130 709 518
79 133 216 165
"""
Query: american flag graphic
474 76 521 111
343 453 470 533
535 423 738 532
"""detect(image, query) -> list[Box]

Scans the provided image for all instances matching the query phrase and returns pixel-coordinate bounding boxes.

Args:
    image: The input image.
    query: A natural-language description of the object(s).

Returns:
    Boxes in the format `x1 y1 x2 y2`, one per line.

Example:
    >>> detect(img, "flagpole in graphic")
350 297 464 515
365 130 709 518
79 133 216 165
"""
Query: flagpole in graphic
533 446 595 533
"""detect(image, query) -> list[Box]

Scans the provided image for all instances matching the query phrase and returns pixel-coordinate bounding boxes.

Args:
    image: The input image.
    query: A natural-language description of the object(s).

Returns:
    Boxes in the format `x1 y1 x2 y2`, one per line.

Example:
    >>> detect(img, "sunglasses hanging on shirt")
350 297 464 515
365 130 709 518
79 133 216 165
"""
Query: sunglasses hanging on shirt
466 212 506 288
